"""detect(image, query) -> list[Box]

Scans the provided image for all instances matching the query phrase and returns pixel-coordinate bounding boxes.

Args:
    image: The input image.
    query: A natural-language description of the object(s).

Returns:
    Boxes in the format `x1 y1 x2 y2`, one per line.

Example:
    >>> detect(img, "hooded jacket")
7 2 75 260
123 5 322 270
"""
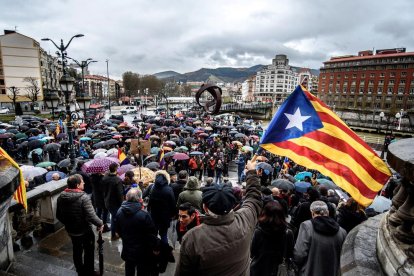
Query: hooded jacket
115 200 158 262
57 189 103 236
148 170 176 228
177 176 203 210
294 216 347 276
175 170 262 276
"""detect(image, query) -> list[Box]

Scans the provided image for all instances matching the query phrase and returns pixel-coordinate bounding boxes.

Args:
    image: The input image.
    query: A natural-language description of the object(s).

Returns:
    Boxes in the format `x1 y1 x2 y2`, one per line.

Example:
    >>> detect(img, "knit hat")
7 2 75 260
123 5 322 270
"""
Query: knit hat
184 176 200 190
202 185 236 215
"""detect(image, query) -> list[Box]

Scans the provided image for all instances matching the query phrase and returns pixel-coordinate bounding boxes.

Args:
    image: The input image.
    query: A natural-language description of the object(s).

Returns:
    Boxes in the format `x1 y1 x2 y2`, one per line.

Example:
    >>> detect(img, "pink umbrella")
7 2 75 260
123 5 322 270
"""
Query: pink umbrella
113 135 123 139
117 164 135 175
81 157 119 174
172 152 190 160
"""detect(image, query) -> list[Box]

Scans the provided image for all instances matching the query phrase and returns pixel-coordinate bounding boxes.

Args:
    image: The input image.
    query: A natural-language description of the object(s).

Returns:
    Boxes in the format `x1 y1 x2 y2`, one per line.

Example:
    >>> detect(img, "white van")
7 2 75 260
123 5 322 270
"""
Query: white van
120 106 138 114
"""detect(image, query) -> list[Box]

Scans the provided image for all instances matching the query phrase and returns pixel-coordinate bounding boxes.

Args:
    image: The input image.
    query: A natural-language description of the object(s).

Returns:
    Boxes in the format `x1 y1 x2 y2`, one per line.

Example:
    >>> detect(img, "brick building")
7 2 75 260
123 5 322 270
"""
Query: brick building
318 48 414 118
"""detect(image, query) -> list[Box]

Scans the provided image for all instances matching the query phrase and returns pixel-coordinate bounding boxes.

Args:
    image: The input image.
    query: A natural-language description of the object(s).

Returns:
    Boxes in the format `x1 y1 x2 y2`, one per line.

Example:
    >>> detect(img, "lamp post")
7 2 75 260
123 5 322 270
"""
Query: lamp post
145 88 148 107
42 34 84 168
106 59 111 114
396 109 403 131
43 92 59 121
66 57 95 120
378 111 385 133
59 75 78 167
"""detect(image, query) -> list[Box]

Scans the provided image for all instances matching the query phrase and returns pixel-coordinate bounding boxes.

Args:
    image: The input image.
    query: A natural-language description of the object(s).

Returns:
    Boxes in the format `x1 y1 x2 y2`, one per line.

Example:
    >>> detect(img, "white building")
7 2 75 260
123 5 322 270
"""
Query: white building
0 30 62 109
254 54 298 103
242 75 256 102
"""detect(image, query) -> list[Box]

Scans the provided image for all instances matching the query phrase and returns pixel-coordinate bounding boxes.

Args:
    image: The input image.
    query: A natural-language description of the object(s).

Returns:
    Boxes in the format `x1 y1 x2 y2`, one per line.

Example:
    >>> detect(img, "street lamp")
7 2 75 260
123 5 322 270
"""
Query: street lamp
378 111 385 133
66 57 97 97
59 75 79 167
41 34 84 75
76 96 91 122
106 59 111 114
396 109 403 131
41 34 84 168
43 92 60 121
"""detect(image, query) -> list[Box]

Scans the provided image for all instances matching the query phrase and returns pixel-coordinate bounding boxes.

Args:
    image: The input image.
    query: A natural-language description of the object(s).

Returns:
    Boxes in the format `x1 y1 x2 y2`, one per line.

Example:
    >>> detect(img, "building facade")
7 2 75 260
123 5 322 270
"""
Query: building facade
242 75 256 102
255 54 298 103
83 74 117 102
318 48 414 116
0 31 43 105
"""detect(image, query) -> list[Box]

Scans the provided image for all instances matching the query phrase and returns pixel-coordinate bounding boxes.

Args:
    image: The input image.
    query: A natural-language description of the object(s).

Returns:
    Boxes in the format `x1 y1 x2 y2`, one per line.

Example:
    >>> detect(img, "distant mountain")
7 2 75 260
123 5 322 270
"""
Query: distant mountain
154 64 319 83
153 70 181 79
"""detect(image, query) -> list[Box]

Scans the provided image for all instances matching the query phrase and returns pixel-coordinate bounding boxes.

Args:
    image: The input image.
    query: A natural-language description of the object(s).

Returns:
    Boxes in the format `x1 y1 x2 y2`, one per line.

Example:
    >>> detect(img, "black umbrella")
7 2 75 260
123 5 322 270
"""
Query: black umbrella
28 139 42 150
256 162 274 174
60 140 69 145
44 143 61 152
6 129 19 134
57 158 71 168
185 126 194 132
27 128 40 134
93 141 106 148
104 139 118 146
19 125 29 131
146 162 160 170
271 179 295 190
235 133 247 138
154 128 165 132
97 231 104 275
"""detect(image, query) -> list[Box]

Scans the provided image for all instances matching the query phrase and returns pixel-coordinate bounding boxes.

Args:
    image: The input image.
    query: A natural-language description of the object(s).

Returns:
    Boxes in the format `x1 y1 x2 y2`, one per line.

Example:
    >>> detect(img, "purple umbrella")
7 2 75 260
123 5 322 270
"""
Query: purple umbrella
173 152 190 160
117 164 135 175
82 157 119 174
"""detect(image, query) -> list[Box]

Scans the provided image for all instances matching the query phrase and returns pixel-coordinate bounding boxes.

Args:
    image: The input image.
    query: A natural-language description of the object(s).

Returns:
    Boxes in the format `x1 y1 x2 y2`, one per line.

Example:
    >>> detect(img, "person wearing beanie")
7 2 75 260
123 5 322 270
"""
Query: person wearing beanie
177 176 203 211
294 201 346 276
175 159 263 276
147 170 176 245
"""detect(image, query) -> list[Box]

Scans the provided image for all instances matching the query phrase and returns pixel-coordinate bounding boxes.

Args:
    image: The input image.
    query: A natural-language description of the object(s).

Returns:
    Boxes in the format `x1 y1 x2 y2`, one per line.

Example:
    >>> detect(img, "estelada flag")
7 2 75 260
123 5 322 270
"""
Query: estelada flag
144 128 152 140
260 85 391 206
0 147 27 210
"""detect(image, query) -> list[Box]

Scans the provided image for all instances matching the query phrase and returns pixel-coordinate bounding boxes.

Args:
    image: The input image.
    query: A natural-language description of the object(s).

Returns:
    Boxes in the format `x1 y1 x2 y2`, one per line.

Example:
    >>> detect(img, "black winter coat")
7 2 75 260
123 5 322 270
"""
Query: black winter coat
170 179 186 205
250 226 294 276
115 201 158 262
102 173 124 210
337 207 367 233
57 189 102 236
149 175 176 229
91 174 105 208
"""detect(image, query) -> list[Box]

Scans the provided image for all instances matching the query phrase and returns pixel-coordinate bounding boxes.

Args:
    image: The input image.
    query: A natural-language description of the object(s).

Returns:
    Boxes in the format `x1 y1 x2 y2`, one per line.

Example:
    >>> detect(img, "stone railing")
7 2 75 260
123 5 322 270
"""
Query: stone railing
377 138 414 275
8 179 68 253
0 161 20 270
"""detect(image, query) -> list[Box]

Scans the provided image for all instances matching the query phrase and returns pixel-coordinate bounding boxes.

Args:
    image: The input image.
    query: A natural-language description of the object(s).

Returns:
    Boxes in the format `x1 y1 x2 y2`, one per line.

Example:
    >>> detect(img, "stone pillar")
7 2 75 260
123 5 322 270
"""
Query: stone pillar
377 138 414 275
0 160 20 270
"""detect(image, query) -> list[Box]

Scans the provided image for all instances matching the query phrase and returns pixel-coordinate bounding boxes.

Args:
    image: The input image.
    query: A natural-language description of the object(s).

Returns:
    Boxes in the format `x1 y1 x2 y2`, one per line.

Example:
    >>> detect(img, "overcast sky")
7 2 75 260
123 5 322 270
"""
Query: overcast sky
2 0 414 79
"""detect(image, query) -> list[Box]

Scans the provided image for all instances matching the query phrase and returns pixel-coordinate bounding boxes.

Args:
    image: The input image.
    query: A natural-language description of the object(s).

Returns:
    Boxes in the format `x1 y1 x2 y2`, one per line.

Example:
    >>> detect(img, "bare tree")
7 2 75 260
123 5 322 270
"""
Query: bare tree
7 86 22 115
24 77 41 109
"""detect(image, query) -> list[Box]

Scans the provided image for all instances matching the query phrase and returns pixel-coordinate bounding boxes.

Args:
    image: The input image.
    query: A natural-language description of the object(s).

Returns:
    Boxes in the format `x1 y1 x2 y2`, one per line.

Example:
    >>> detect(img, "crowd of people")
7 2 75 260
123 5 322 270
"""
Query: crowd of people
1 110 397 276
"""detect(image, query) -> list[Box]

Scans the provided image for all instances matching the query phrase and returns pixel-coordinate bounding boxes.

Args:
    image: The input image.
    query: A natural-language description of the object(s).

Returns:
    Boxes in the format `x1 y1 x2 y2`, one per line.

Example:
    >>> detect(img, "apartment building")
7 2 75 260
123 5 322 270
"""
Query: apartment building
84 74 117 101
318 48 414 114
254 54 298 103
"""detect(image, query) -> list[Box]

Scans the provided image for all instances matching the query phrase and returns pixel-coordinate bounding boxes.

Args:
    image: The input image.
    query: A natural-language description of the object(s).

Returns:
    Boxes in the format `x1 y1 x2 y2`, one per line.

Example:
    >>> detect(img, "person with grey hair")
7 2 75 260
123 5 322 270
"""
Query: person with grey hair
57 174 104 275
115 188 159 276
294 200 347 276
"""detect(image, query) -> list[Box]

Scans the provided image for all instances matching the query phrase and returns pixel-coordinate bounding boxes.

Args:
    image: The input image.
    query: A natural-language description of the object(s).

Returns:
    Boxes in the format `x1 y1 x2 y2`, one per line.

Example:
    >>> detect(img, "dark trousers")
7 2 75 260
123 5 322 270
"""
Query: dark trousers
108 207 119 237
70 229 95 275
125 260 158 276
96 207 109 224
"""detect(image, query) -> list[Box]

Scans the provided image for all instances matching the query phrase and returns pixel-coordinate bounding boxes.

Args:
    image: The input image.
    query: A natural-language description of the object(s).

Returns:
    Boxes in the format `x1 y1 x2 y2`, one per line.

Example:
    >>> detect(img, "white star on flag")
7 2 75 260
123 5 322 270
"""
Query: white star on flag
284 107 311 131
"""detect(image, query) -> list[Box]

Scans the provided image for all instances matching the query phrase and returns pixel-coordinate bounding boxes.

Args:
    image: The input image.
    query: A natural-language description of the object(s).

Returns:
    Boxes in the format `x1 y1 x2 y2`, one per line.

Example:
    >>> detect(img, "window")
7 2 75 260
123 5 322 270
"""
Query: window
387 87 393 94
0 79 4 85
370 73 375 78
398 87 404 94
380 73 385 77
400 80 406 85
378 87 383 93
390 72 396 77
389 80 395 85
352 74 357 78
361 74 365 78
1 89 5 94
344 75 348 79
401 72 407 77
379 80 384 85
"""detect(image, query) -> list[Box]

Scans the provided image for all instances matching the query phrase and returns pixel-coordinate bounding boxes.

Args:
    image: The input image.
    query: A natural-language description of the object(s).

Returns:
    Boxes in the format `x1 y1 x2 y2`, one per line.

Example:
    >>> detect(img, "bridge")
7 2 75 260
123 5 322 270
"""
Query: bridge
218 103 274 120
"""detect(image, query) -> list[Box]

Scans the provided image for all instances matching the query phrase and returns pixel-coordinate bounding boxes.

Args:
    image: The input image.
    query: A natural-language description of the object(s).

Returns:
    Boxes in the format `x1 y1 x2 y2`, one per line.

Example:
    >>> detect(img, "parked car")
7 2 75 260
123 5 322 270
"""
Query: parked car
120 106 138 114
0 107 10 114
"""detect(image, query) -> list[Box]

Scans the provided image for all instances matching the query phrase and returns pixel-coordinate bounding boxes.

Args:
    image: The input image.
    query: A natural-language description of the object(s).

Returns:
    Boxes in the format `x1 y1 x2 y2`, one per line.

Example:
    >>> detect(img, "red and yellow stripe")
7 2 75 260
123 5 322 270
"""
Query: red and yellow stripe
262 86 391 206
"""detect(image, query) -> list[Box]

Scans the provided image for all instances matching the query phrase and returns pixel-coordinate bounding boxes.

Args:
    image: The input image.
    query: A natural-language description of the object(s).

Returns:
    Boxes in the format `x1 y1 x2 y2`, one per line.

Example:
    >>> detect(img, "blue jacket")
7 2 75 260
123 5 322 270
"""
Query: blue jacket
115 201 158 262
